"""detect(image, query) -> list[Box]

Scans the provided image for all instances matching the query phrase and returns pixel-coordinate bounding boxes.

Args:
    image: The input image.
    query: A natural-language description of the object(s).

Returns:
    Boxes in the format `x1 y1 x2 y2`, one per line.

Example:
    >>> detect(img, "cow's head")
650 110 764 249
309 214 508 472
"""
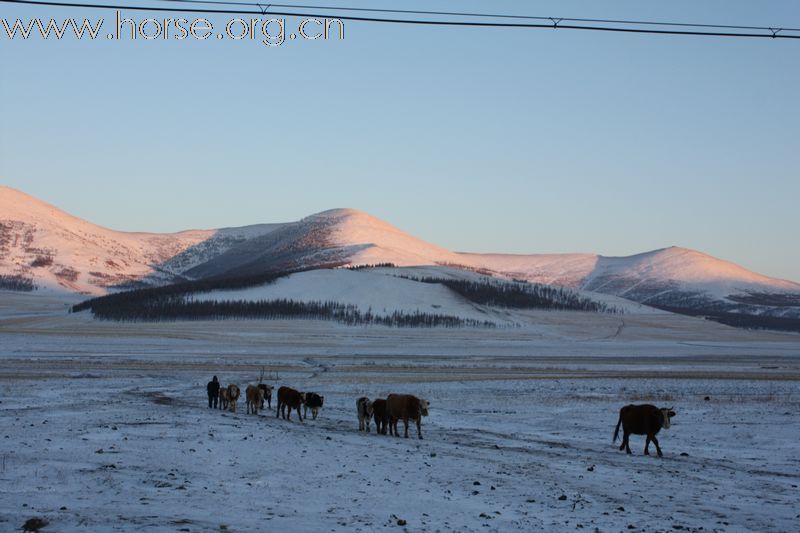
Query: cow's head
419 399 429 417
660 407 675 429
299 392 307 404
364 399 374 416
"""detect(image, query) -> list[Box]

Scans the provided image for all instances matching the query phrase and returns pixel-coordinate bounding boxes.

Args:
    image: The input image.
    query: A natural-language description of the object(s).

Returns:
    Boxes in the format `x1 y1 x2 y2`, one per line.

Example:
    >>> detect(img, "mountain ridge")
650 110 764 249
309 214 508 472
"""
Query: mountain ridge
2 186 798 322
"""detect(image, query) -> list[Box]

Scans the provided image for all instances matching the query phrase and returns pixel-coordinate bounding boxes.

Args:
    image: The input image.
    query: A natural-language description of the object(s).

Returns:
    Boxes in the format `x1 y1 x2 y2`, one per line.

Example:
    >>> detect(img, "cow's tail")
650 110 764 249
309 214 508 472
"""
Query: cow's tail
613 411 623 443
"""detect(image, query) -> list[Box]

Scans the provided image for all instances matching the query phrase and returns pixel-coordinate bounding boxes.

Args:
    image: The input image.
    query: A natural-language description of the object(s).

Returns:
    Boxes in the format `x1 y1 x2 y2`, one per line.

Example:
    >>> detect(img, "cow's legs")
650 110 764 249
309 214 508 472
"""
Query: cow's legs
304 405 308 419
276 402 281 418
403 416 409 438
416 417 423 440
651 435 663 457
644 436 651 455
297 405 303 422
623 432 632 454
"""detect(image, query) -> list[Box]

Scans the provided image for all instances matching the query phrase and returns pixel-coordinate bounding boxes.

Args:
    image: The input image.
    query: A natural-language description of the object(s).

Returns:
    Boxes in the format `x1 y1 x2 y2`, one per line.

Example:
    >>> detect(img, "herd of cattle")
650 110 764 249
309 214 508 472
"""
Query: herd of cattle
205 376 676 452
206 376 431 439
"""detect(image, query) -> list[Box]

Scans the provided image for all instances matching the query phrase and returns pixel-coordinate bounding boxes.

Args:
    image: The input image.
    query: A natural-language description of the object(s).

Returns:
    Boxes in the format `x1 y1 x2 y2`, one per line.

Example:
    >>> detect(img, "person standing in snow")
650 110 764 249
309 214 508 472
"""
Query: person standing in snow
207 376 220 408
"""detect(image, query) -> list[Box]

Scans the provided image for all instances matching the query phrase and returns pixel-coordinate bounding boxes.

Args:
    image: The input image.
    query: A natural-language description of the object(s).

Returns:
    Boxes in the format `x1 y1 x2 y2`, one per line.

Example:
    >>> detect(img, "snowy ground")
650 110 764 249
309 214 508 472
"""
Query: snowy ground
1 292 799 532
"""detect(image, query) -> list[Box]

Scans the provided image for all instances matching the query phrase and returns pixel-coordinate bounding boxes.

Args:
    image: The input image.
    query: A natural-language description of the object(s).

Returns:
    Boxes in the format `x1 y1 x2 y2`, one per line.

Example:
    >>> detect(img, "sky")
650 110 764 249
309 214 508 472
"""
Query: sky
1 0 799 282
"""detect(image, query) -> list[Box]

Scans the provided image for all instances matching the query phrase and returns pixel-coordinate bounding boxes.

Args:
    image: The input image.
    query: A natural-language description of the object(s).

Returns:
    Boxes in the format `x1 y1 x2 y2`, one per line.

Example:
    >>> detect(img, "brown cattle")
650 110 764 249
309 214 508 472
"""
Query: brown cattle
386 394 429 439
276 386 305 421
218 387 230 410
246 385 265 415
613 404 676 457
372 399 388 435
227 384 241 413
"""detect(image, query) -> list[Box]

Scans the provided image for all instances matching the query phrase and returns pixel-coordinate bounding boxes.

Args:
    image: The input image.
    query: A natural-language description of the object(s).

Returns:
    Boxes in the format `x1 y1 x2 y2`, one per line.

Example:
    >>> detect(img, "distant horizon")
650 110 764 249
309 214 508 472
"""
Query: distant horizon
3 182 798 284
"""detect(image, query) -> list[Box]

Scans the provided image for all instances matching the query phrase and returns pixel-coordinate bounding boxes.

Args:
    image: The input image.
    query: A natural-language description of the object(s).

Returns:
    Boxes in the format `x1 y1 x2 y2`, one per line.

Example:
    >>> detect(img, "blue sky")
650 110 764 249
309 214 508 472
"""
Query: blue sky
1 1 798 281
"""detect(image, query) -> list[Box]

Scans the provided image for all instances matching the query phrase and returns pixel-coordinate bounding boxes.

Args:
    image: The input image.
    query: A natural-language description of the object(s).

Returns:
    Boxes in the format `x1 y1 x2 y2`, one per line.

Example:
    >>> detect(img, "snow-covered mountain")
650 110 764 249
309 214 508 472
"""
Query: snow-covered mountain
461 247 800 316
2 185 799 321
0 186 280 294
185 208 470 279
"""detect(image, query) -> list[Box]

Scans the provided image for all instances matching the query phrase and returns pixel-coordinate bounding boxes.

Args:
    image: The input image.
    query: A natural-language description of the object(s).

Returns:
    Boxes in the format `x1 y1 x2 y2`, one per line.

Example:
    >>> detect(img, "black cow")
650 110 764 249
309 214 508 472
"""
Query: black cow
372 399 388 435
613 404 676 457
258 384 273 410
304 392 324 420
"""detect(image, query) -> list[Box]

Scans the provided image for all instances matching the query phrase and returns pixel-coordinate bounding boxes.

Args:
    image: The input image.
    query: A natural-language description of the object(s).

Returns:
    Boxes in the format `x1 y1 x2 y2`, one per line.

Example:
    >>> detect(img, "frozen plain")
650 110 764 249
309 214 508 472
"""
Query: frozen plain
0 292 799 532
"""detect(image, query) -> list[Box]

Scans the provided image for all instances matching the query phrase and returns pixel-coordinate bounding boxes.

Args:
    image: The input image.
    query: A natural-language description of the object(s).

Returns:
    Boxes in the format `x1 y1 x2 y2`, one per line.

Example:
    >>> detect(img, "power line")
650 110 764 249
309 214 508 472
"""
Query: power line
1 0 798 39
153 0 800 33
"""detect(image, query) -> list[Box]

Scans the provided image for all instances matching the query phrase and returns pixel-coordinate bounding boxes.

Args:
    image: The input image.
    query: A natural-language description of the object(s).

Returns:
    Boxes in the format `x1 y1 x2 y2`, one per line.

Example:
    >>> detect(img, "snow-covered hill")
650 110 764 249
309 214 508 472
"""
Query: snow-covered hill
184 208 471 279
190 267 652 325
3 185 799 321
461 247 800 317
0 186 280 294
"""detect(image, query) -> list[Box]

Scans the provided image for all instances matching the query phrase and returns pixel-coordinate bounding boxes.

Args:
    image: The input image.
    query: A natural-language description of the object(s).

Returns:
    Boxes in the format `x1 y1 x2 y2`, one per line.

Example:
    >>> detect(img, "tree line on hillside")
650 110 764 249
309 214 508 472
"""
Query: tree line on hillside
345 263 397 270
72 265 323 315
0 275 36 291
73 295 494 328
405 276 619 313
654 304 800 333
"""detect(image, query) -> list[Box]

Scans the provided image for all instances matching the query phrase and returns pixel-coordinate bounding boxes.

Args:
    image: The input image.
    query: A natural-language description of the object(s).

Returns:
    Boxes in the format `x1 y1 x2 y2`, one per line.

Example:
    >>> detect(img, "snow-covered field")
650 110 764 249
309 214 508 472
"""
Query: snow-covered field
192 267 660 322
1 292 799 532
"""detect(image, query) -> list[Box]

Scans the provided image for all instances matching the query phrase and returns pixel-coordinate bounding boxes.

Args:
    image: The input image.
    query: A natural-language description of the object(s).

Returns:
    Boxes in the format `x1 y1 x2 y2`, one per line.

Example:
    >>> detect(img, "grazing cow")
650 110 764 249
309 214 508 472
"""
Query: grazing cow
356 397 374 432
258 384 274 410
227 384 241 413
218 387 230 410
304 392 324 420
276 386 305 421
386 394 429 440
207 376 220 409
372 399 388 435
613 404 676 457
246 385 265 415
